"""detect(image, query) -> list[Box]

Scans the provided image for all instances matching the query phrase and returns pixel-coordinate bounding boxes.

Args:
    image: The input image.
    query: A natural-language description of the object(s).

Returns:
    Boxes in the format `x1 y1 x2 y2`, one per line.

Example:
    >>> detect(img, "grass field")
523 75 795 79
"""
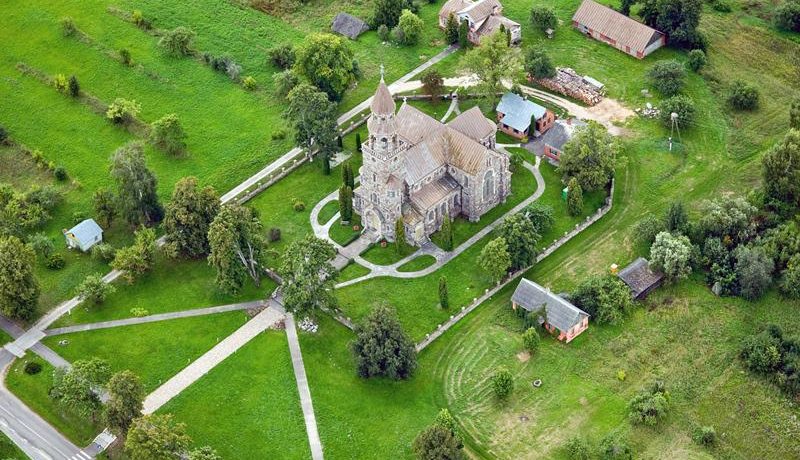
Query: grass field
397 255 437 272
161 330 310 459
0 432 25 459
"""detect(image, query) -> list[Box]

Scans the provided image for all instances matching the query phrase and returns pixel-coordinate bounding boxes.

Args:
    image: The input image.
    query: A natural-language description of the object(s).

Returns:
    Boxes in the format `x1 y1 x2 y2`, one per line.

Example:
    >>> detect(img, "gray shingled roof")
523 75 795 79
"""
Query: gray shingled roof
331 13 370 40
66 218 103 245
496 92 547 133
618 257 664 299
530 119 587 156
512 278 589 332
572 0 664 53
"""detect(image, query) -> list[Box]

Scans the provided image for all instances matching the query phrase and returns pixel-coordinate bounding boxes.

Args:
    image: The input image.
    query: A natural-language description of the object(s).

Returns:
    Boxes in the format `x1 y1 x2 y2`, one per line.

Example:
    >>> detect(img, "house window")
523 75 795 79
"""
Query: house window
373 173 377 183
388 191 395 198
483 170 495 201
371 193 378 203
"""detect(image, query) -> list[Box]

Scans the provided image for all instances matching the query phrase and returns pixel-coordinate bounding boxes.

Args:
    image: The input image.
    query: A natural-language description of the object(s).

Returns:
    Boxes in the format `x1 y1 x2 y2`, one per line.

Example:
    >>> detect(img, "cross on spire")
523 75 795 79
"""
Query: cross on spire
379 64 385 82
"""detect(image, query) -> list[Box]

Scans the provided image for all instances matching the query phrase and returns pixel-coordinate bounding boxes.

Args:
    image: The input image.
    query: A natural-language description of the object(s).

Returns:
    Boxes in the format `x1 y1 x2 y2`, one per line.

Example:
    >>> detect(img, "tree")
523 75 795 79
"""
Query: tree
397 9 423 45
620 0 636 15
522 327 540 354
530 6 557 32
273 70 299 100
640 0 704 49
29 233 55 259
110 142 163 226
373 0 404 28
189 446 222 460
776 1 800 32
421 70 445 102
479 237 511 283
439 276 449 309
158 26 195 56
687 49 707 72
659 95 696 128
279 235 337 316
646 60 686 96
457 20 469 48
149 114 187 155
780 254 800 298
733 245 774 300
413 424 464 460
698 196 757 242
342 161 355 189
444 13 459 44
557 121 617 191
499 213 539 270
355 132 363 152
50 358 110 421
727 80 759 110
567 178 584 216
268 43 296 69
571 276 634 324
112 227 157 283
491 367 514 399
395 218 405 250
762 129 800 211
628 381 670 426
208 203 267 294
523 202 555 234
285 83 339 159
440 214 454 251
665 201 688 233
105 370 144 435
790 98 800 130
163 177 219 259
125 414 191 460
68 75 80 97
650 231 693 281
740 326 783 373
460 32 522 104
0 236 39 320
351 305 417 379
293 33 357 101
92 187 117 228
339 185 353 223
524 48 556 79
565 437 591 460
434 408 461 444
76 274 115 306
106 98 141 124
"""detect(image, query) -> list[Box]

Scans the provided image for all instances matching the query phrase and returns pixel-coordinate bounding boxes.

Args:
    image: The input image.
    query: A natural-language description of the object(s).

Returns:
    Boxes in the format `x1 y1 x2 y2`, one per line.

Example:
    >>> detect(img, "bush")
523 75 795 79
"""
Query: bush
106 98 141 124
491 367 514 399
271 128 287 140
564 436 591 460
60 17 76 37
733 245 774 300
659 95 696 128
130 307 149 317
72 211 89 225
692 425 716 446
397 9 423 45
530 6 558 31
377 24 390 41
272 70 299 100
525 48 556 79
24 361 42 375
91 243 117 262
628 382 670 426
149 114 187 155
710 0 732 12
242 76 257 90
269 227 282 242
53 74 68 93
158 26 196 56
599 434 633 460
776 1 800 32
521 327 540 354
727 80 759 110
268 43 295 69
46 252 66 270
390 25 406 44
687 49 706 72
647 60 685 96
740 328 783 373
119 48 132 66
0 124 7 144
131 9 151 29
29 233 55 258
53 166 68 181
571 276 634 324
650 231 693 281
77 274 116 306
633 214 665 247
293 199 306 212
68 75 80 97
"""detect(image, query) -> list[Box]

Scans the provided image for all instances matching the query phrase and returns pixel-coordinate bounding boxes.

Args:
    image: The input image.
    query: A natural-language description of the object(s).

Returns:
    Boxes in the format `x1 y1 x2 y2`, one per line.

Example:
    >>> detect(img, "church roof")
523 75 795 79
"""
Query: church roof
371 79 396 115
445 128 488 175
396 103 445 144
410 176 460 211
448 106 497 140
405 137 448 184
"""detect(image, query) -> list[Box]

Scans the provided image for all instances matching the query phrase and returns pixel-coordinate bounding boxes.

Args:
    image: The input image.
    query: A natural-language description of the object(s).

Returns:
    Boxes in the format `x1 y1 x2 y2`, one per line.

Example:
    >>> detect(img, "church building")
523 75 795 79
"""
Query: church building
353 79 512 246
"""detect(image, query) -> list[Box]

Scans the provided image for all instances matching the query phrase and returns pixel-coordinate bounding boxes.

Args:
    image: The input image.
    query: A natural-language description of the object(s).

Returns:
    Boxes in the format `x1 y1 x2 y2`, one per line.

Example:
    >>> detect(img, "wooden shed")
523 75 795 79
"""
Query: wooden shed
572 0 665 59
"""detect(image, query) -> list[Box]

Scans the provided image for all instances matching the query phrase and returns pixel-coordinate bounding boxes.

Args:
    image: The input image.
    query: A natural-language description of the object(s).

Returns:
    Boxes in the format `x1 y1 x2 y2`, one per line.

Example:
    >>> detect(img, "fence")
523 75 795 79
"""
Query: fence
415 178 616 352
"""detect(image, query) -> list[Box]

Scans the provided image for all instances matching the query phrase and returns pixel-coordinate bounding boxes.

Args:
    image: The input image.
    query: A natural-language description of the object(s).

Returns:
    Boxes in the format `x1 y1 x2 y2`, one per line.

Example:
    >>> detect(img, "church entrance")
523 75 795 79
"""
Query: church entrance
365 209 383 238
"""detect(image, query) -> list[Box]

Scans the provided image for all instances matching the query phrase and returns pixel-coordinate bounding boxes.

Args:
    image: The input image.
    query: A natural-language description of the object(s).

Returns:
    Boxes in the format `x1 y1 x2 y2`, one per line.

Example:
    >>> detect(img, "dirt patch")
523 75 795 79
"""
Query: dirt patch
517 351 531 363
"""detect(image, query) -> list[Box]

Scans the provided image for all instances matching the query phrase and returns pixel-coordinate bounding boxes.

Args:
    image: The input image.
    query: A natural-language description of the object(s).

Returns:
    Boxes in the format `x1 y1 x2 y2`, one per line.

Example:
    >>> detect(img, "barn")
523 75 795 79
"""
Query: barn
572 0 665 59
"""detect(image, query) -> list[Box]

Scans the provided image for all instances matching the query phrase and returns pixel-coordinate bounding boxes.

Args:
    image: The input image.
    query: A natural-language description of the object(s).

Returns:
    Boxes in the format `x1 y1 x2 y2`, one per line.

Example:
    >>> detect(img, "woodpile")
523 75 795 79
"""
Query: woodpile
530 68 605 106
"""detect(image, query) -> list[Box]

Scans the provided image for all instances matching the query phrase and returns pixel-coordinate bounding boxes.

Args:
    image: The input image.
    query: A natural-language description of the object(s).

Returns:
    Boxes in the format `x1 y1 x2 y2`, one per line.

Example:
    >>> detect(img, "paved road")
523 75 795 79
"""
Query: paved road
285 314 324 460
142 306 285 414
0 351 90 460
45 300 265 336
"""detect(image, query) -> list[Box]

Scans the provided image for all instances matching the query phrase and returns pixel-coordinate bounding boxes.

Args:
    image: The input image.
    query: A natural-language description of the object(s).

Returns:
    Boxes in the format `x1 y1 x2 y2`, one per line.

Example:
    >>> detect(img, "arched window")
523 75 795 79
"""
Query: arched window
483 170 494 201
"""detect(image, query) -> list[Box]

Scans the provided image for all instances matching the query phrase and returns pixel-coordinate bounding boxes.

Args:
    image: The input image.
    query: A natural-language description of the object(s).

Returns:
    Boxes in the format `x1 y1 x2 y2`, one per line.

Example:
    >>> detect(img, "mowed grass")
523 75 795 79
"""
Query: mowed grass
397 254 437 272
0 432 25 459
162 331 310 459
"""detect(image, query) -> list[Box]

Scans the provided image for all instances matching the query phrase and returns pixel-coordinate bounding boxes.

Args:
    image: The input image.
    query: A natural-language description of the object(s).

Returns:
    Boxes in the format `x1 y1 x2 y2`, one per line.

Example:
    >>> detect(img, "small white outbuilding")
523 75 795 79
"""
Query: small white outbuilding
63 218 103 252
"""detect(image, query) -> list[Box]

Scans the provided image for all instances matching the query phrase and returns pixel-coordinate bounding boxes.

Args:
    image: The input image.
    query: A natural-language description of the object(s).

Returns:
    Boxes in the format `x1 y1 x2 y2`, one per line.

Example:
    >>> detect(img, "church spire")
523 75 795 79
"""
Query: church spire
370 67 395 116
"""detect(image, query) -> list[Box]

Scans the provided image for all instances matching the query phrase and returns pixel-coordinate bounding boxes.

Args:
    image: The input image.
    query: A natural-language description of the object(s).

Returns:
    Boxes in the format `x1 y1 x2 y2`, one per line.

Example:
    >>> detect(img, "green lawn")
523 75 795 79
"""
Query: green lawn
317 200 340 225
396 255 437 272
162 331 310 459
338 261 372 283
360 242 415 266
329 214 363 247
0 432 25 459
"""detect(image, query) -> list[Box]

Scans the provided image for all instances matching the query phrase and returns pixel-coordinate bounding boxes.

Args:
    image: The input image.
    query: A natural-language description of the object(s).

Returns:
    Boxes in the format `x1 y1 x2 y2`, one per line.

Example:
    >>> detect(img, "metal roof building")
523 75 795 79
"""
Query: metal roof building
512 278 590 343
572 0 665 59
64 218 103 252
496 92 547 133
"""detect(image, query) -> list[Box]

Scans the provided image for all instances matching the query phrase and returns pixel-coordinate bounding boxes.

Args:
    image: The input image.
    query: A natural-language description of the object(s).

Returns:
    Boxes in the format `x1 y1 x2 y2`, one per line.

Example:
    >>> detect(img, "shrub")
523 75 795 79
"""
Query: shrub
599 434 633 460
46 253 66 270
727 80 759 110
0 124 7 144
131 10 151 29
647 60 685 96
53 74 68 93
158 26 196 56
272 70 298 100
68 75 80 97
226 62 242 81
650 231 693 281
659 95 696 128
530 6 558 31
77 274 116 306
397 9 423 45
24 361 42 375
740 328 783 373
269 227 282 242
130 307 149 317
490 367 514 399
571 276 634 325
29 233 55 258
780 254 800 298
525 48 556 79
564 436 591 460
61 17 76 37
692 425 716 446
53 166 68 181
72 211 89 225
710 0 732 12
293 199 305 212
521 327 540 354
268 43 295 69
617 369 627 381
733 245 774 300
149 114 187 155
242 76 257 90
106 98 141 124
390 25 406 44
377 24 390 41
628 381 669 426
687 49 706 72
271 128 287 140
776 1 800 32
633 214 665 247
119 48 132 66
91 243 117 262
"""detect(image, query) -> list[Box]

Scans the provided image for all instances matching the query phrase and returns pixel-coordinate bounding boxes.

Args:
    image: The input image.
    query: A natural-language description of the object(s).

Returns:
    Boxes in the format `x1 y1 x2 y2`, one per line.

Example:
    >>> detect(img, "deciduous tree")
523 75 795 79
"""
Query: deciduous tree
571 276 634 324
51 358 110 421
163 177 220 259
105 370 144 435
733 245 774 300
524 48 556 79
373 0 405 28
646 60 686 96
158 26 195 56
76 274 115 306
149 114 187 156
558 121 617 191
125 414 191 460
0 236 39 320
659 94 696 127
421 70 445 101
650 231 693 281
762 129 800 212
530 6 557 32
499 213 539 270
285 83 339 161
790 98 800 129
92 187 117 228
413 424 464 460
112 227 157 284
460 31 521 104
110 142 163 226
479 236 511 283
397 9 423 45
293 33 357 101
444 13 459 44
491 367 513 399
208 203 267 294
351 305 417 379
279 235 337 316
640 0 704 49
